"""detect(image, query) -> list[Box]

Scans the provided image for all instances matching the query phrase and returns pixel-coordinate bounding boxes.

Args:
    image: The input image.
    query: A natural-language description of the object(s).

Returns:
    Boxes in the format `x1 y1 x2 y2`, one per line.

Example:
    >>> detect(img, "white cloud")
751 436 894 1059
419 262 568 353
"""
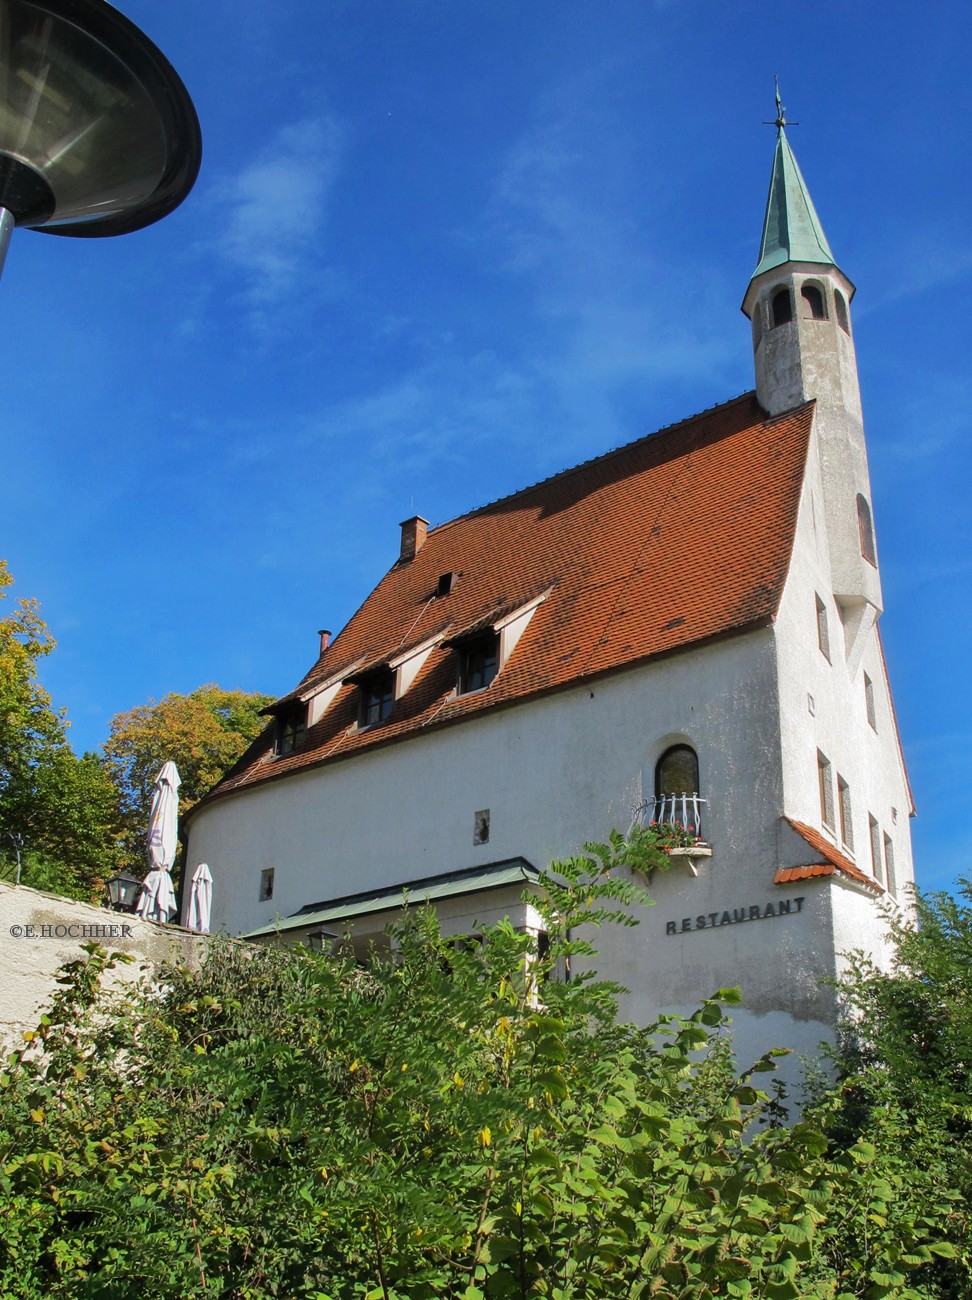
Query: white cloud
210 116 344 309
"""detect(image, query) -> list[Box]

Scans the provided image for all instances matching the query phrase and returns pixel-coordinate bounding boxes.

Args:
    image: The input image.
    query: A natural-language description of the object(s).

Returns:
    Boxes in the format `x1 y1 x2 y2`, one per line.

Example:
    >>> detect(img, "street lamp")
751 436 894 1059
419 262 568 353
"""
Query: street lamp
106 869 141 912
0 0 201 275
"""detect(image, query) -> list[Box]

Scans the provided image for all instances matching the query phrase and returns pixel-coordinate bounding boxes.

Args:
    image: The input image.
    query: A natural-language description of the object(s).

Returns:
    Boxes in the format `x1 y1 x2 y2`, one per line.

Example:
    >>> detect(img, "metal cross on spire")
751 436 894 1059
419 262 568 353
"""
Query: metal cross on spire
763 75 798 134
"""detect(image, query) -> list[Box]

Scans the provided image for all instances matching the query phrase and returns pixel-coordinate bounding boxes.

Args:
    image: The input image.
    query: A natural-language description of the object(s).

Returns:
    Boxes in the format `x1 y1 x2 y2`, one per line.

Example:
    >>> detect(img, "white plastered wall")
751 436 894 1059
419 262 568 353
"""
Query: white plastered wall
188 625 856 1077
773 417 916 918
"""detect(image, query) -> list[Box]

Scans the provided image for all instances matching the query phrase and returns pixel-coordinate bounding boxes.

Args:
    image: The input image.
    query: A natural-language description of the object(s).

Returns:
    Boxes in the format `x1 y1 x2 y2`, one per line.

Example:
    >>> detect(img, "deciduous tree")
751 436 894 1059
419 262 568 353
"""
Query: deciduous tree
103 684 273 868
0 562 120 899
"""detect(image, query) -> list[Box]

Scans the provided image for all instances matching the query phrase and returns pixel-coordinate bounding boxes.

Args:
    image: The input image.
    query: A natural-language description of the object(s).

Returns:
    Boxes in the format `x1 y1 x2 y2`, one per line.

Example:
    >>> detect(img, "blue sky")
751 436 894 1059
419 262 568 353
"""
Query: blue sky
2 1 970 894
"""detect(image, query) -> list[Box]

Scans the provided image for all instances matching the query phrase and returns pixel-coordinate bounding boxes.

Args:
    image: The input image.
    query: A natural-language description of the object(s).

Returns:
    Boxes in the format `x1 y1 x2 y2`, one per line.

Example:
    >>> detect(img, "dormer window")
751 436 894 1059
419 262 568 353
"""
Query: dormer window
458 633 499 695
276 706 307 756
359 671 395 727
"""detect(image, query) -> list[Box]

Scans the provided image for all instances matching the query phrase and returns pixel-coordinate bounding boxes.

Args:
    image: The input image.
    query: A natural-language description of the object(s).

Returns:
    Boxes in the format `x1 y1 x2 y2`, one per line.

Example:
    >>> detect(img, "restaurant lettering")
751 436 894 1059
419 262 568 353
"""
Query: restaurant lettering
665 896 805 935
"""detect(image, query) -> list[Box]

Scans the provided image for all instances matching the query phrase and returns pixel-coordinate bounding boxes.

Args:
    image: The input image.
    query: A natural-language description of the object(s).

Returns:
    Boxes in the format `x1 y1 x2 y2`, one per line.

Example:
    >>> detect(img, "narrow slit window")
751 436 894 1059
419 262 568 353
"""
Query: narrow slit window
883 834 897 899
816 594 831 662
818 752 834 829
837 775 854 852
864 673 877 730
869 816 883 885
259 868 275 902
857 494 876 565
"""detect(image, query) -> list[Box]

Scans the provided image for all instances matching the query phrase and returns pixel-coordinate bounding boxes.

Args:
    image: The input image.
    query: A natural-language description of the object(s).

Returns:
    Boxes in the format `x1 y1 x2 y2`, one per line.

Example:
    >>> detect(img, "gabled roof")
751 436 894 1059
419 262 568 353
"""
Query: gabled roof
751 128 837 281
198 392 815 807
776 818 882 893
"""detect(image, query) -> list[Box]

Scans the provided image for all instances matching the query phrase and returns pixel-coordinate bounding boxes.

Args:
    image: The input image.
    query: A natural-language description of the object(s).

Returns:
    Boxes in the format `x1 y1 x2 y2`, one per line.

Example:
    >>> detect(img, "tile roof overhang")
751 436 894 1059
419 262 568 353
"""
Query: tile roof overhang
193 392 815 814
777 818 883 893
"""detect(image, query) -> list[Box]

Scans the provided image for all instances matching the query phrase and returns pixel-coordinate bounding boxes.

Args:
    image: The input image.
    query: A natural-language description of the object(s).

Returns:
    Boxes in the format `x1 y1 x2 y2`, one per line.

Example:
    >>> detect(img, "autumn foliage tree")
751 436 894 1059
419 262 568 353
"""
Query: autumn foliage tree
0 562 121 900
103 684 273 868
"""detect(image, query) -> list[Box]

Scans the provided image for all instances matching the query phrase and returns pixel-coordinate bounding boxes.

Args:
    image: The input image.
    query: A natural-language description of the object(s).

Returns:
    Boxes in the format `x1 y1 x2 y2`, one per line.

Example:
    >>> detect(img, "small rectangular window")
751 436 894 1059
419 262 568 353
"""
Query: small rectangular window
837 776 853 852
864 673 876 730
277 708 307 756
359 672 395 727
259 868 275 902
869 816 883 885
815 594 831 662
818 752 834 829
883 834 897 899
473 809 490 844
458 633 499 695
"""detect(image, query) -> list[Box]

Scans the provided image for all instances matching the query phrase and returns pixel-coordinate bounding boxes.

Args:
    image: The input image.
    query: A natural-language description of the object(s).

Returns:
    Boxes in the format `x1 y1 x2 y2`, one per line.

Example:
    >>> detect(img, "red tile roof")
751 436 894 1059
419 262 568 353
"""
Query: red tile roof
778 818 883 891
200 393 815 807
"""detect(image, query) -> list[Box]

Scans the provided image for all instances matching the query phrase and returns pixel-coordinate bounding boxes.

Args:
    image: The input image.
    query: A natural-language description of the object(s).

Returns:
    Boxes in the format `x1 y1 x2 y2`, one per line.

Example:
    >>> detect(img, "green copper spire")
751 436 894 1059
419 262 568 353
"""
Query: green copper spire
752 123 837 280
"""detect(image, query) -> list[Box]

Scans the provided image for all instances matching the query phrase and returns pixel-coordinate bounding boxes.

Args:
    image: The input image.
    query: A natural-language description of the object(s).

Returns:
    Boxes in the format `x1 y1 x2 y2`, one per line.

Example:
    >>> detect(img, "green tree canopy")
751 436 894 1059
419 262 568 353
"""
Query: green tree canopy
0 835 959 1298
807 881 972 1296
0 562 121 899
102 683 273 869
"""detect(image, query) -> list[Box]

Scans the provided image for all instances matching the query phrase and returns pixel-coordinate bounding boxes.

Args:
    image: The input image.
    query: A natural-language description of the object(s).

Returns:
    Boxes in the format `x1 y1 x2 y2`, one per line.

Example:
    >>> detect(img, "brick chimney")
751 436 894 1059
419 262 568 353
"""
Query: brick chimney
317 629 331 654
399 515 429 562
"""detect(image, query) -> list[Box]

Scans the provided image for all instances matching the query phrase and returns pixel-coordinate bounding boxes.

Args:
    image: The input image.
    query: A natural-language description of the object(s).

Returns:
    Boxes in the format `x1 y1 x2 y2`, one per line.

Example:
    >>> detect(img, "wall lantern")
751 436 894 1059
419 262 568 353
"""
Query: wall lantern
306 926 339 954
106 869 141 912
0 0 201 275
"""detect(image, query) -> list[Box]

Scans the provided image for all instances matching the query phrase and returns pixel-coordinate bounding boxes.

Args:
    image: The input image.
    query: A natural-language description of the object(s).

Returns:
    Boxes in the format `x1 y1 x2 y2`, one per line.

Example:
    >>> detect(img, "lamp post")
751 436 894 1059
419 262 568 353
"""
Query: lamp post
0 0 201 277
106 869 141 912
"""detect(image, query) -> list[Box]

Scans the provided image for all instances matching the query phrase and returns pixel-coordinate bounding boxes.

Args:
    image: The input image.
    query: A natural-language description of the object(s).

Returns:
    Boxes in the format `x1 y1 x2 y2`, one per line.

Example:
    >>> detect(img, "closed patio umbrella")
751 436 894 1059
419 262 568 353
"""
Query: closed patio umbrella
136 761 181 923
186 862 213 933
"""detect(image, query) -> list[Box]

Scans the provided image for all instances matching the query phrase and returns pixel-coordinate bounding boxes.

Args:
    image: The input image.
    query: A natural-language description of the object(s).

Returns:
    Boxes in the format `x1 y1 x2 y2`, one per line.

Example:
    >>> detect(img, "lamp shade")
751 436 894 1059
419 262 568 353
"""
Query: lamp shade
0 0 200 235
106 869 142 911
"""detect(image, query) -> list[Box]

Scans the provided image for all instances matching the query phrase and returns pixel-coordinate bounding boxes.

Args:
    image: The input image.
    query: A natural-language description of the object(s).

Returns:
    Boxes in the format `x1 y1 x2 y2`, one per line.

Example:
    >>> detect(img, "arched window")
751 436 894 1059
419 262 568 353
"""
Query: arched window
801 283 827 320
835 289 850 333
654 745 702 834
771 288 793 327
752 306 763 349
856 494 876 565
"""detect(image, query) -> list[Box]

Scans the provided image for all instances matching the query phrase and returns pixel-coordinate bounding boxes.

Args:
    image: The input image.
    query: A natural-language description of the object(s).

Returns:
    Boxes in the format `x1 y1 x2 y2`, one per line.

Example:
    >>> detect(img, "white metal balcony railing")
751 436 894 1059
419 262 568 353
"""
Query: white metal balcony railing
629 793 707 841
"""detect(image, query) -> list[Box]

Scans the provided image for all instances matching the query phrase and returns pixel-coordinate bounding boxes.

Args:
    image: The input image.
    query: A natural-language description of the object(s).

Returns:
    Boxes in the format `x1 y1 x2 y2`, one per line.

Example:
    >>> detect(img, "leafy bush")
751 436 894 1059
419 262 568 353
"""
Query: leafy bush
0 838 958 1298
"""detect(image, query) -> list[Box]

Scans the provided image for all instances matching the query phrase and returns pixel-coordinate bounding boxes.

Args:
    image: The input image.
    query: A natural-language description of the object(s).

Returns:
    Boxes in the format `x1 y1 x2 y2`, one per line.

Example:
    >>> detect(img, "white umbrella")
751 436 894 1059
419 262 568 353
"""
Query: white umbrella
135 868 178 923
186 862 213 933
136 761 181 923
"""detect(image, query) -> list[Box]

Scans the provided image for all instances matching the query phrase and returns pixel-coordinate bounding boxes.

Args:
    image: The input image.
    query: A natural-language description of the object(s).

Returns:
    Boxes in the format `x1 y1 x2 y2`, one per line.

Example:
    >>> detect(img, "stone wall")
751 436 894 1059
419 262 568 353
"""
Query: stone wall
0 880 208 1050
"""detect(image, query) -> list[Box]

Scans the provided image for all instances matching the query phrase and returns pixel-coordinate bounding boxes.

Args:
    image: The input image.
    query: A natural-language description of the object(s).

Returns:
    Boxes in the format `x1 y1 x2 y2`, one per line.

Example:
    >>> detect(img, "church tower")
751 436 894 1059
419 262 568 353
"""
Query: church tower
742 100 881 664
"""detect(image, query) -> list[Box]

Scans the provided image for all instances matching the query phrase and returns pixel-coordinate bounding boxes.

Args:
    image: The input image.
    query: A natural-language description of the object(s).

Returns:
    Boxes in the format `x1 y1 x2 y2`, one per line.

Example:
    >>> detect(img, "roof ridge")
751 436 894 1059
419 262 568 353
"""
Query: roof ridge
425 390 761 539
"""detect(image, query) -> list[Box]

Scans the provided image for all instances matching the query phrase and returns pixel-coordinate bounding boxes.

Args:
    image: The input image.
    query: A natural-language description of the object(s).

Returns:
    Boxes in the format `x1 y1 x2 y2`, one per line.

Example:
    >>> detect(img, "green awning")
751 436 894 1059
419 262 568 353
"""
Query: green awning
242 858 541 939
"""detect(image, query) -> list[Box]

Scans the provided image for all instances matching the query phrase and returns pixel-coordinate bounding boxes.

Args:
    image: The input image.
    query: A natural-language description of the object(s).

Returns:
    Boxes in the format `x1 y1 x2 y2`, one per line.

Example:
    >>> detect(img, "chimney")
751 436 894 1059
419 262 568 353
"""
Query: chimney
317 629 331 654
399 515 429 562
